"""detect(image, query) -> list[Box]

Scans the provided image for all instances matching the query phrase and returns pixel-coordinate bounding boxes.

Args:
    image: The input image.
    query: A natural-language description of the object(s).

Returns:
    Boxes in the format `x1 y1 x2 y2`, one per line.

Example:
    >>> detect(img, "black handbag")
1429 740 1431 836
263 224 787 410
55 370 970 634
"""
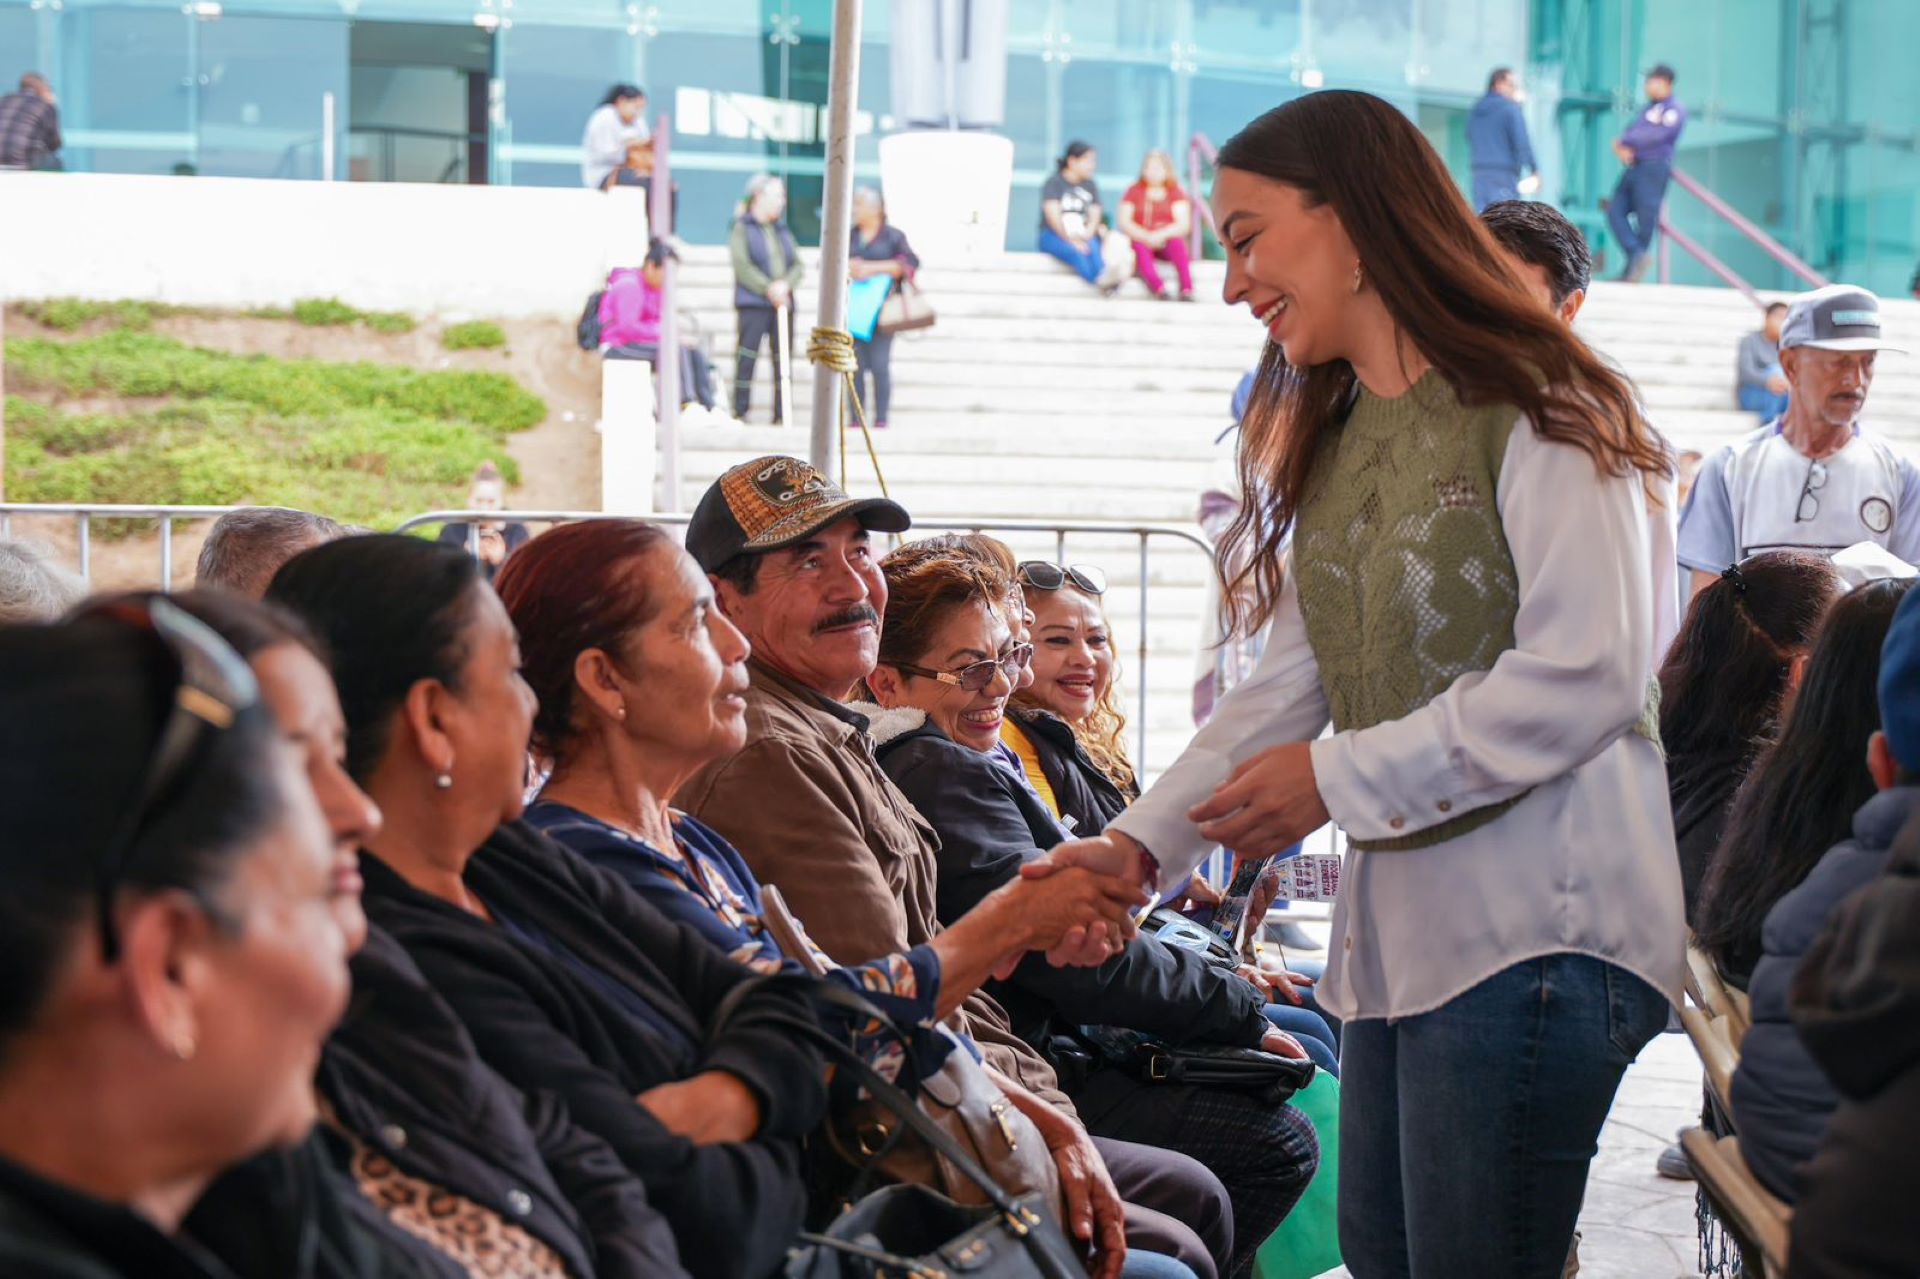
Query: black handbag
1077 1025 1315 1109
713 978 1085 1279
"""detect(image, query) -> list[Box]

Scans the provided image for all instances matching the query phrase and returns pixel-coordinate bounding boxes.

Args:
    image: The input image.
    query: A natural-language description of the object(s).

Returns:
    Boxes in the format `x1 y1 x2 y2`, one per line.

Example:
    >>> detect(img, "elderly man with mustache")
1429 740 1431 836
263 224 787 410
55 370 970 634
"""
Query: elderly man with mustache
675 455 1241 1279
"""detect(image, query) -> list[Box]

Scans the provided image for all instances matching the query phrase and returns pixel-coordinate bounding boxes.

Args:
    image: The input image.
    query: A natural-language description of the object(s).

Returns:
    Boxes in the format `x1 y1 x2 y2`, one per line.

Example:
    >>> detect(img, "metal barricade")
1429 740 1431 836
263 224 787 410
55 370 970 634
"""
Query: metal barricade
0 502 243 590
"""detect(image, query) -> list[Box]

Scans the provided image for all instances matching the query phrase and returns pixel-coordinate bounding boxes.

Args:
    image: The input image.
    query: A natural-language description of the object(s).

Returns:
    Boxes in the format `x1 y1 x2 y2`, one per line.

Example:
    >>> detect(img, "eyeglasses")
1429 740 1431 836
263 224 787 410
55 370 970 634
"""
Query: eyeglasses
895 643 1035 693
86 597 259 963
1017 561 1108 596
1796 459 1830 524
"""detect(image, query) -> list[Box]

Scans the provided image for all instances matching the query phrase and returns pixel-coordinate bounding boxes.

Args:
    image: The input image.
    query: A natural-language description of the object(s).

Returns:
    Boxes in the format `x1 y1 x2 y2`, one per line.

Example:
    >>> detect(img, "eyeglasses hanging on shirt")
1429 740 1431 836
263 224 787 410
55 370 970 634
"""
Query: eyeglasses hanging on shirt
1796 459 1830 524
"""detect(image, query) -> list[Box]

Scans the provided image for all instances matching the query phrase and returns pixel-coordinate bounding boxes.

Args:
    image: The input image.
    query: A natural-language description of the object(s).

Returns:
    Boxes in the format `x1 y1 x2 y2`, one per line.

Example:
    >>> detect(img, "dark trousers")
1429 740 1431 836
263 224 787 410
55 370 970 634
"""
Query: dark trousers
1472 168 1520 211
734 305 795 422
853 329 894 424
1337 954 1670 1278
1606 160 1672 261
1095 1136 1234 1279
1078 1073 1321 1279
604 343 717 410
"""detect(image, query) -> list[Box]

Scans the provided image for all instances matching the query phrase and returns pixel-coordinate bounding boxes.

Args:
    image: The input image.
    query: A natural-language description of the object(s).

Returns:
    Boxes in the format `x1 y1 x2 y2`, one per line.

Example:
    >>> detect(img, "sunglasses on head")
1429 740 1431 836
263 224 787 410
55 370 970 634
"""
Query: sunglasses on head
896 642 1035 694
85 597 260 963
1018 561 1107 596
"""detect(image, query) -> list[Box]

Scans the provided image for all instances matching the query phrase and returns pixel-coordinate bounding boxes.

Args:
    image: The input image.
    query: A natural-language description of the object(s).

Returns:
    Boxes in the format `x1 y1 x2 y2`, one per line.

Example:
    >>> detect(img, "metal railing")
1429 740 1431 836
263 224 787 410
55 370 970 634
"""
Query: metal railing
1 502 1215 779
1654 166 1830 306
1187 132 1221 261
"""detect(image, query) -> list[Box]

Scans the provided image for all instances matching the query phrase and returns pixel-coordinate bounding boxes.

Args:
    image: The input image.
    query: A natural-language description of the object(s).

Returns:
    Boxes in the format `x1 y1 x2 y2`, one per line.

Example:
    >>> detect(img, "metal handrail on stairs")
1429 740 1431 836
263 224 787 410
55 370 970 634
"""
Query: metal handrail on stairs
1655 166 1829 307
1187 133 1221 261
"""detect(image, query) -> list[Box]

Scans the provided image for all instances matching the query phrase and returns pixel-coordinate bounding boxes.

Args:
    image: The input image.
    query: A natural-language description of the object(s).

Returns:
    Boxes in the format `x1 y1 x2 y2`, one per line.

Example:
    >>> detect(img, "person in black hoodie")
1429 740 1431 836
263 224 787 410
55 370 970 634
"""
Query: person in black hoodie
267 534 827 1279
1785 806 1920 1275
0 605 353 1278
162 588 685 1279
861 548 1320 1279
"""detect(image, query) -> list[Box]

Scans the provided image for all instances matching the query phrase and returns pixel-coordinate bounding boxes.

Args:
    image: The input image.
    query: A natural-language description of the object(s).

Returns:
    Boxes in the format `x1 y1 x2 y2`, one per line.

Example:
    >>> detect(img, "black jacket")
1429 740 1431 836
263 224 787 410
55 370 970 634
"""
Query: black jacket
192 929 680 1279
872 717 1268 1060
1785 805 1920 1276
1007 707 1134 837
0 1151 239 1279
359 821 827 1279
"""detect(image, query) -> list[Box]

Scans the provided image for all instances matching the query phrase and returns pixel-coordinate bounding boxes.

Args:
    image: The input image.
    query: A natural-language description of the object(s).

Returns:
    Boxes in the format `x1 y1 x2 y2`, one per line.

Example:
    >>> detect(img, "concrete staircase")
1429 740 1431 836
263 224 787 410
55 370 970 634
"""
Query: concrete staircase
657 248 1920 774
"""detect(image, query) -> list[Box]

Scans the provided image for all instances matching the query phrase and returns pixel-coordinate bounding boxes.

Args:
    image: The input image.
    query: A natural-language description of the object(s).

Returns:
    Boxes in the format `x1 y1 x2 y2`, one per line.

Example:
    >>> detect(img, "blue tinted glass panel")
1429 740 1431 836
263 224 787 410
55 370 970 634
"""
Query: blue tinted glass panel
197 16 348 179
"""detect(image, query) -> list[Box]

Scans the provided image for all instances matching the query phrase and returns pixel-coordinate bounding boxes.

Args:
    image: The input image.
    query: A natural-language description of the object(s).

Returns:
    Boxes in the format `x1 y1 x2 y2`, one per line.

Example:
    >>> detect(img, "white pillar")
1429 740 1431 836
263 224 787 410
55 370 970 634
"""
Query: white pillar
808 0 864 482
600 359 656 515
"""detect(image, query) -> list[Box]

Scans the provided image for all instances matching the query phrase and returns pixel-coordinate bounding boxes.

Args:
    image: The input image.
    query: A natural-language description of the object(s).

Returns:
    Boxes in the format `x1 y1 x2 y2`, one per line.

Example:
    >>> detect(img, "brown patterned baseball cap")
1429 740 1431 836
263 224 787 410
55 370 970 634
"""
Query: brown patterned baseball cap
687 455 911 572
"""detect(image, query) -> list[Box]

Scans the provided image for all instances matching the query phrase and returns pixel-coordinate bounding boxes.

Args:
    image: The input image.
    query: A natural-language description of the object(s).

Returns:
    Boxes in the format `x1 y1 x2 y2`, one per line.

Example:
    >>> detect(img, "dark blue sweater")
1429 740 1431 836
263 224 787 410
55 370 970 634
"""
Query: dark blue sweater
1466 92 1535 174
1731 785 1919 1201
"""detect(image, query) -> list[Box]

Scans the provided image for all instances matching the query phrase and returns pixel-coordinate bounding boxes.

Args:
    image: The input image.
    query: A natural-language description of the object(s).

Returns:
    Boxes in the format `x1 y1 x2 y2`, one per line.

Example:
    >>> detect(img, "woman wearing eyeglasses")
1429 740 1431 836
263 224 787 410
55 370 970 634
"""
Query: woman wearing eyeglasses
0 605 354 1277
861 546 1322 1279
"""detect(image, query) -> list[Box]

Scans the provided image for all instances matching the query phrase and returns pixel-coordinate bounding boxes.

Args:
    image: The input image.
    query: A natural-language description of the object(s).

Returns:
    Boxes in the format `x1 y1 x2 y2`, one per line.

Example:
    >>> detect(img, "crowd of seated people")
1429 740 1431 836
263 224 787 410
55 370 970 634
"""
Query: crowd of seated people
0 461 1349 1279
18 405 1920 1279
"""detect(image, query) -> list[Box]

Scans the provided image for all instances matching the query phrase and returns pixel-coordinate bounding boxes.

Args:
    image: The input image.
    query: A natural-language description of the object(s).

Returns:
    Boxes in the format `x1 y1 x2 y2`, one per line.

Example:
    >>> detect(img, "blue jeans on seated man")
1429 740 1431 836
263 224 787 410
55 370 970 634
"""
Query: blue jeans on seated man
1262 1002 1340 1077
1737 381 1790 422
1338 953 1670 1279
1039 227 1106 284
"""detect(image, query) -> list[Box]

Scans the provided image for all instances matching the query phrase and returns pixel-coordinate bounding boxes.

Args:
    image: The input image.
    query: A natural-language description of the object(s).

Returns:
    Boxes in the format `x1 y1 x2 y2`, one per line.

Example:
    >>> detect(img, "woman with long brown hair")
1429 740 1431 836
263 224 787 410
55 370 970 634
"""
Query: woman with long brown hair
1034 90 1685 1277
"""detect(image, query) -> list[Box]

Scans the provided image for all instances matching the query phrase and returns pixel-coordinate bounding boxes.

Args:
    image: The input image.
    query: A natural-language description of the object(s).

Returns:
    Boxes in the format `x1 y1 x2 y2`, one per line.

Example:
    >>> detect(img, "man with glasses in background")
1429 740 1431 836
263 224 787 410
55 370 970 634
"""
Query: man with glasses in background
1679 285 1918 595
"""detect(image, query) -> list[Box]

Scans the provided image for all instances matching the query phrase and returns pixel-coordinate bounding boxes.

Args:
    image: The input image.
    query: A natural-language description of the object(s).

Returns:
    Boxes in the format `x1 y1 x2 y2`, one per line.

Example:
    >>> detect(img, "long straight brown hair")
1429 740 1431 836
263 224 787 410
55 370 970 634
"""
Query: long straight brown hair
1215 91 1670 635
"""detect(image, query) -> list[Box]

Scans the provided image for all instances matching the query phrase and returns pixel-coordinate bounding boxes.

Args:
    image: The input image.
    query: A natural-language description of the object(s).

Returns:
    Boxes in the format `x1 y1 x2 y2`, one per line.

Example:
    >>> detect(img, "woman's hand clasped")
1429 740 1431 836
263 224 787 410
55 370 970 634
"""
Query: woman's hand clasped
1189 743 1329 859
637 1069 762 1146
1002 865 1148 972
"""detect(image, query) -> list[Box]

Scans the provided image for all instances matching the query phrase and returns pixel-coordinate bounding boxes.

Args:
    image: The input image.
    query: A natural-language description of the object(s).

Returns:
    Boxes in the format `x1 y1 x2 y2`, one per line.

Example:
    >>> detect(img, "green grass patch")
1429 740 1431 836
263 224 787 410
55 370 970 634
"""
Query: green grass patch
2 328 544 534
364 311 418 335
6 330 544 434
16 299 187 332
291 297 363 327
442 320 508 351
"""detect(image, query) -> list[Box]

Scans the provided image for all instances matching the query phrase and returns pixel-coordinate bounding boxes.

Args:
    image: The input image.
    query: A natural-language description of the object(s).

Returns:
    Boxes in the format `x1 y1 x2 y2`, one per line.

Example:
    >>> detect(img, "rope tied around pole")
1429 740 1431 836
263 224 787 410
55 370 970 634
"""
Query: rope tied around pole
807 325 890 499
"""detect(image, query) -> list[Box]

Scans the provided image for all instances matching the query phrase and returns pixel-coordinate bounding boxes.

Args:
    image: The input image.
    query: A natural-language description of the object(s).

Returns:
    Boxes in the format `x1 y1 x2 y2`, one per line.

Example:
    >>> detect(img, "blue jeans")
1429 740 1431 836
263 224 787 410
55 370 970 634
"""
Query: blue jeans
1338 954 1669 1278
1122 1254 1200 1279
1039 227 1106 284
1262 1003 1340 1077
1472 169 1520 211
1737 381 1790 421
1606 160 1671 261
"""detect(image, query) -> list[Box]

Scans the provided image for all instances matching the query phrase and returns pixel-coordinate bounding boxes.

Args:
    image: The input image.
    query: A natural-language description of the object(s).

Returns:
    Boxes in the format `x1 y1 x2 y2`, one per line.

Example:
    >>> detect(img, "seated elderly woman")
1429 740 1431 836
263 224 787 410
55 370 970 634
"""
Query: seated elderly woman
265 533 828 1279
861 548 1323 1279
493 519 1184 1279
0 603 353 1275
159 588 685 1279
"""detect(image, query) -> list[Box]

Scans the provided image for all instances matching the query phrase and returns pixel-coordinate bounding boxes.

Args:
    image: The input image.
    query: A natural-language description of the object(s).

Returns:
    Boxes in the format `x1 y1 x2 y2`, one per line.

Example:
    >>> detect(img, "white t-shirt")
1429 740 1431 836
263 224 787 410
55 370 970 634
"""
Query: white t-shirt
1677 423 1920 571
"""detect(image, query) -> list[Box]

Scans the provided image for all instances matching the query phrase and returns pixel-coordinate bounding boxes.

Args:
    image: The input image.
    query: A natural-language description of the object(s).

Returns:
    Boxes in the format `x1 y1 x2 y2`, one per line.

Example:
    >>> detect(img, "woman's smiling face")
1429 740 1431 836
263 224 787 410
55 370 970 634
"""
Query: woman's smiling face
1212 166 1363 369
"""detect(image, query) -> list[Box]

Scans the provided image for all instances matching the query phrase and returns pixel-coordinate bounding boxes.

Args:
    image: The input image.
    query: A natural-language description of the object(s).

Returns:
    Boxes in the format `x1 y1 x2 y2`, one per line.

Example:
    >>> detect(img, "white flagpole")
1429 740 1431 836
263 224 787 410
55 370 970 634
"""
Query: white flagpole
808 0 864 482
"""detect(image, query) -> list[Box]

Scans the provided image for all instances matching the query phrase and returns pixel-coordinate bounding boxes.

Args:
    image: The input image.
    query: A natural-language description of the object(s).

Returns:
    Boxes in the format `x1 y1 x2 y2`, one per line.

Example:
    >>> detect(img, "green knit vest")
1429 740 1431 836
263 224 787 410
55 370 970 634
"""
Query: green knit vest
1292 374 1529 852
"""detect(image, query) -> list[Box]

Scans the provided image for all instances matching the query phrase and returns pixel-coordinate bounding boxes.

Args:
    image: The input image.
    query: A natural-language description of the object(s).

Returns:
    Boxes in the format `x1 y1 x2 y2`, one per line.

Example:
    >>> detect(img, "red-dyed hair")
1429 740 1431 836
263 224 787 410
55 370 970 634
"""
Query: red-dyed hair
493 519 677 760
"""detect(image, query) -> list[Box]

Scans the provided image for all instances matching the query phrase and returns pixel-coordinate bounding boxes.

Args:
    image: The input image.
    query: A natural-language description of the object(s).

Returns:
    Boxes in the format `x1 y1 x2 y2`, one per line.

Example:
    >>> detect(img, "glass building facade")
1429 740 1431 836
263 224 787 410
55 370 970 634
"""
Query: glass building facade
4 0 1916 297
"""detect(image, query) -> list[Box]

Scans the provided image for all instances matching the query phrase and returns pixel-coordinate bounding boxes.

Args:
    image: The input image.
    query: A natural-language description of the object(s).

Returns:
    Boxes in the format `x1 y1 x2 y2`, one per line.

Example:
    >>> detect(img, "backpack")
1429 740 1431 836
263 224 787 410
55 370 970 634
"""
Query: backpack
576 289 605 350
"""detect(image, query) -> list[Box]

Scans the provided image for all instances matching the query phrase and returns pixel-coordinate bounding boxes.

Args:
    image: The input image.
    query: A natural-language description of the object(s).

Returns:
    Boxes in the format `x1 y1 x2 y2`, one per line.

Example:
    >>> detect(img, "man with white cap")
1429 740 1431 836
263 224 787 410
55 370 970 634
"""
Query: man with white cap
1679 283 1918 594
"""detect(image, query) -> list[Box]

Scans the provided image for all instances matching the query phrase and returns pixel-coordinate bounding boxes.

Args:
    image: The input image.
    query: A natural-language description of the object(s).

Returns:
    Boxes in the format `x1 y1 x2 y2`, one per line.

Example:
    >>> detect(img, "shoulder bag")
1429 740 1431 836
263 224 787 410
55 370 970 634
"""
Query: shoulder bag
710 964 1083 1279
877 277 937 334
758 888 1065 1224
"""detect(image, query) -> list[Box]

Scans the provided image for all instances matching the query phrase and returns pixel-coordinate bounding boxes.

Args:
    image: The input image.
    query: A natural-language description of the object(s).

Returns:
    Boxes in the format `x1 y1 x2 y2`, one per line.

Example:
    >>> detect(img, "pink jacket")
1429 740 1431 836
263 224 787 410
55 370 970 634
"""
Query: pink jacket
598 268 662 347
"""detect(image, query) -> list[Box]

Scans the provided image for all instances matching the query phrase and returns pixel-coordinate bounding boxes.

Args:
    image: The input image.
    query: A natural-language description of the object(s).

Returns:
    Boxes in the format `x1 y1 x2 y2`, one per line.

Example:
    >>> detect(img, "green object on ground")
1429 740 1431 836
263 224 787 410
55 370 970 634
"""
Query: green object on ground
442 320 508 350
1254 1072 1343 1279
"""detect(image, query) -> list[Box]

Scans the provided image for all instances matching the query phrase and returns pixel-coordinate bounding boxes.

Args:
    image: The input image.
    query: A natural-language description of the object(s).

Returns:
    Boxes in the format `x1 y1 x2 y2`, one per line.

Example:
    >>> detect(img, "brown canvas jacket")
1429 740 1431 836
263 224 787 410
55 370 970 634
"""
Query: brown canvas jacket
675 659 1075 1113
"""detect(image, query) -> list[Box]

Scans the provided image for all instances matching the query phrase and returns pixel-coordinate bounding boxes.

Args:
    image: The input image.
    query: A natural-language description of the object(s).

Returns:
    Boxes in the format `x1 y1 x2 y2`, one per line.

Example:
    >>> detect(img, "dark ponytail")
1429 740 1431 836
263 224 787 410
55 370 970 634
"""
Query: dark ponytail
1058 140 1094 172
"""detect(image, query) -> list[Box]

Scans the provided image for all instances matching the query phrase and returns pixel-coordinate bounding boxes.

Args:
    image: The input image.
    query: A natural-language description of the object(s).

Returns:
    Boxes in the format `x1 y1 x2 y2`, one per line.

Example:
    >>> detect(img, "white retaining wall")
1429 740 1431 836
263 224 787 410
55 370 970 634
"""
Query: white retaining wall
0 172 647 317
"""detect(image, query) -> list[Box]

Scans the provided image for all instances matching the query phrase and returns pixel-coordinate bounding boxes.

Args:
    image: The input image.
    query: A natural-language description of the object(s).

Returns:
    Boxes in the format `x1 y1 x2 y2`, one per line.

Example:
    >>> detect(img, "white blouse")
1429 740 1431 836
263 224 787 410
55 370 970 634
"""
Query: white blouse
1112 420 1687 1022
